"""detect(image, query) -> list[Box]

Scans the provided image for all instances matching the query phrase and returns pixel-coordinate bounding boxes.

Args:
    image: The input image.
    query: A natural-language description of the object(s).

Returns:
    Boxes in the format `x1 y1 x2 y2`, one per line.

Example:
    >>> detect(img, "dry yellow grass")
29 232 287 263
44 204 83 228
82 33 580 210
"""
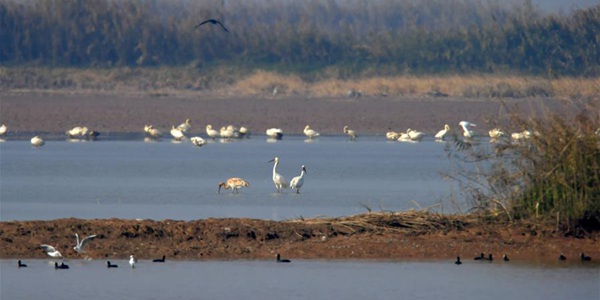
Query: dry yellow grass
1 67 598 98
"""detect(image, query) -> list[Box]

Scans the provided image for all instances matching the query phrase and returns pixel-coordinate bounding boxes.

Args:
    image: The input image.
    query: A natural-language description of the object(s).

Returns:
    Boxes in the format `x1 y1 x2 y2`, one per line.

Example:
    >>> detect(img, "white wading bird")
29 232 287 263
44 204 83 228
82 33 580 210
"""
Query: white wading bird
343 126 357 140
73 233 97 254
459 121 477 138
218 178 250 194
205 125 220 139
303 125 320 139
144 125 163 139
268 157 288 193
290 165 307 194
435 124 451 140
31 136 45 147
386 128 400 141
40 244 62 258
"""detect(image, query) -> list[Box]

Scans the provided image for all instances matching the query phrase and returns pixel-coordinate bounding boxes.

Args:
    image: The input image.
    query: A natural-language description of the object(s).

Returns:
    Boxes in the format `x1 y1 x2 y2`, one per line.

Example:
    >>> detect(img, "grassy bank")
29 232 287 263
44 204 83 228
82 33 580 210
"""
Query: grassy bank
1 67 598 99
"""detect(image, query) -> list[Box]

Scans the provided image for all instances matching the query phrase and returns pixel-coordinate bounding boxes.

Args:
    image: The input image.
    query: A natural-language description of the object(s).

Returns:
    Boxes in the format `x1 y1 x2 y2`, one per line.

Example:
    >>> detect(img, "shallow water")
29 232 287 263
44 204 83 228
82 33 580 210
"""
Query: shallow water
1 259 598 300
1 136 466 221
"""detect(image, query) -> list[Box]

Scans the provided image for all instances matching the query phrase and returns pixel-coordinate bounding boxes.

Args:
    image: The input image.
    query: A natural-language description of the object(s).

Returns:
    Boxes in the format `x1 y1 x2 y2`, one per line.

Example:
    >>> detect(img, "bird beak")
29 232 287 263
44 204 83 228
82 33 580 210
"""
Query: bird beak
268 158 275 163
218 183 222 194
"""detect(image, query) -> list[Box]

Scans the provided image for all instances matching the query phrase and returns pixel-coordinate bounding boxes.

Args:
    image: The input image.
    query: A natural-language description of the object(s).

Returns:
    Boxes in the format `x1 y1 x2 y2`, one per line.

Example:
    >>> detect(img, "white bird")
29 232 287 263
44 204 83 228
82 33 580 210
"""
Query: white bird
290 165 307 194
66 126 84 139
31 136 45 147
73 233 97 253
40 244 62 258
190 136 206 147
220 126 235 139
266 128 284 140
0 124 7 137
488 128 505 139
397 131 412 142
303 125 320 139
386 129 399 141
218 177 250 194
206 125 220 139
268 157 288 193
177 119 191 133
343 126 357 140
435 124 451 140
144 125 163 139
129 255 137 268
459 121 477 138
238 126 250 138
170 126 185 141
408 129 426 141
511 130 532 140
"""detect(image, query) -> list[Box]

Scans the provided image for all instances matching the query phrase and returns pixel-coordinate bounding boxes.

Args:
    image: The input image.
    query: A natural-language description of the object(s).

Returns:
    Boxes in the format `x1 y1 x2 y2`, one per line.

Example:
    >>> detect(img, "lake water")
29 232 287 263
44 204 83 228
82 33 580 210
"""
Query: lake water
1 259 598 300
1 136 467 221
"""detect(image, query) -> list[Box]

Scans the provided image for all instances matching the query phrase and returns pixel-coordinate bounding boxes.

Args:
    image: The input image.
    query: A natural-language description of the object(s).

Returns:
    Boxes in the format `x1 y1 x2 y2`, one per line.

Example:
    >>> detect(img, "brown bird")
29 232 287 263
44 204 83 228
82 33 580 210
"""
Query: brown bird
218 178 249 194
195 19 229 33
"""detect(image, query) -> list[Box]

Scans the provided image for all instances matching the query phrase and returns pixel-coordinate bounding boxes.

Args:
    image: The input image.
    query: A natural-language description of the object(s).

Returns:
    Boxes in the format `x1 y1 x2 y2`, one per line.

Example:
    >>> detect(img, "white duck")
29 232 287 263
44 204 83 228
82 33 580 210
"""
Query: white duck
73 233 97 254
170 126 185 141
459 121 477 138
435 124 450 140
205 125 220 139
303 125 320 139
268 157 288 193
31 136 45 147
290 165 307 194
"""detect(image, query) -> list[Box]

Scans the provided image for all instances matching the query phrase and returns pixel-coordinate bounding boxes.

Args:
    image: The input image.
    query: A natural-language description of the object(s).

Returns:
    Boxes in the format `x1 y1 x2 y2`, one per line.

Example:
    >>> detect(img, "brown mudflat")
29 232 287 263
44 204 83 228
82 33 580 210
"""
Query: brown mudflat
0 91 556 136
1 212 597 263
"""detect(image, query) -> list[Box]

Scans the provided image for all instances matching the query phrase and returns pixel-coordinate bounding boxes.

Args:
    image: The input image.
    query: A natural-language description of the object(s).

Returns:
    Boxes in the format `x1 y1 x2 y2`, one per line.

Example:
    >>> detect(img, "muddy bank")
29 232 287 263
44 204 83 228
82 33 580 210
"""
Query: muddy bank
1 212 598 263
0 91 564 136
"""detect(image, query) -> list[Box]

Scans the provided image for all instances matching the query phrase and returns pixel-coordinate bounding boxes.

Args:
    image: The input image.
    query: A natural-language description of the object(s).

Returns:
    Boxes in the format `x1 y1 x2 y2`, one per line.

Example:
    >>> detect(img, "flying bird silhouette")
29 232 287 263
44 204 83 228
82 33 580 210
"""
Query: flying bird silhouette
195 19 229 33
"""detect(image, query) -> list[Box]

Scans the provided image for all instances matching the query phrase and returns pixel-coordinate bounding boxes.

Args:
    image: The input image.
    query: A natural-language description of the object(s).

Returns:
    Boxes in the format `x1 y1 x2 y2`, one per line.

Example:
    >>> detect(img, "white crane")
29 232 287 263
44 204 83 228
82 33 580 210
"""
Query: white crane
266 128 284 140
191 136 207 147
129 255 137 268
0 124 7 137
290 165 307 194
268 157 288 193
206 125 219 139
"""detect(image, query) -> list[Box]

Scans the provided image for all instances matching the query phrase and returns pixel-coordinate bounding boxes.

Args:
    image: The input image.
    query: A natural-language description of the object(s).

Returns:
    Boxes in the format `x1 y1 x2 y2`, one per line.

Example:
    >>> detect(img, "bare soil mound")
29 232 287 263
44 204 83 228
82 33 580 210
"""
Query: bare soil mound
1 212 598 263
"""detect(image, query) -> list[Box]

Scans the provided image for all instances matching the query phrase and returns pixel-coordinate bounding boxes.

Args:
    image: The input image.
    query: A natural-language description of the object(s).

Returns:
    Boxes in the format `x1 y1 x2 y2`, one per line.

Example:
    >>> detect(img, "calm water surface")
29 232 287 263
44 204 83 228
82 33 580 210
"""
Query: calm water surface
1 259 598 300
1 136 466 221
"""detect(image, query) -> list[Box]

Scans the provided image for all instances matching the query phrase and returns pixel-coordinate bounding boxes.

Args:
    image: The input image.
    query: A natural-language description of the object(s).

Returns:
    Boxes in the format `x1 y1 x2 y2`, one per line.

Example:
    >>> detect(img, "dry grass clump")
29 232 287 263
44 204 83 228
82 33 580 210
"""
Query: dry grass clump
227 70 306 96
293 211 478 235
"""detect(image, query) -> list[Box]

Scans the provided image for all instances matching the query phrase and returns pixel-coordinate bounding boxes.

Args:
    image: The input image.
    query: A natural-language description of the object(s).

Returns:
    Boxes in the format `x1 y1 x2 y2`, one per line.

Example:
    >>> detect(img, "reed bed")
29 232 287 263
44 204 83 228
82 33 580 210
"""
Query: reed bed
1 67 598 99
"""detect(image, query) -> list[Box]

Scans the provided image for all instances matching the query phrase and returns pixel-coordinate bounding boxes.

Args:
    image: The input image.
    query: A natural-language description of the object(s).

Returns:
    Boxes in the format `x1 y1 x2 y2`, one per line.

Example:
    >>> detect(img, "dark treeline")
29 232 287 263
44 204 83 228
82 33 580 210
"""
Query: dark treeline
1 0 598 76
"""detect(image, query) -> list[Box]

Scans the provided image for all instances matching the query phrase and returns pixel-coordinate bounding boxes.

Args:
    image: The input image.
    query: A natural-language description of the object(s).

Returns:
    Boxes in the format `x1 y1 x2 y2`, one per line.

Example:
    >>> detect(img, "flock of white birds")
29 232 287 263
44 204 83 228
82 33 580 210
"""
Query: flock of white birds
3 119 598 148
